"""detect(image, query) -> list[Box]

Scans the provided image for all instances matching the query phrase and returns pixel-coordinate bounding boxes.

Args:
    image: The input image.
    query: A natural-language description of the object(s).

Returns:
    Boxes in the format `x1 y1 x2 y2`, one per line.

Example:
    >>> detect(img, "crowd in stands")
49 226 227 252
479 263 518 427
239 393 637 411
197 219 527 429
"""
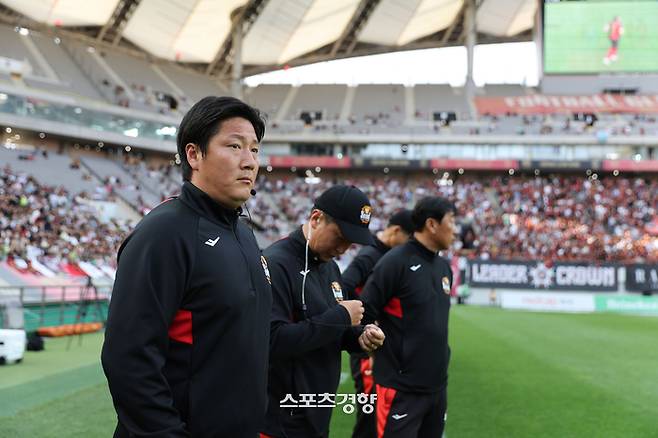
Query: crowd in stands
254 173 657 264
120 158 181 213
0 165 132 277
1 156 656 280
457 175 658 263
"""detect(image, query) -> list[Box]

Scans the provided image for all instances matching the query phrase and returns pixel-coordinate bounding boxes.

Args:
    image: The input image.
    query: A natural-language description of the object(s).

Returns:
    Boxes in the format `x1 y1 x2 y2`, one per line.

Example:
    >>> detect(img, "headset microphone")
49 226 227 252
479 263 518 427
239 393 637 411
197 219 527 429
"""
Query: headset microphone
242 189 257 229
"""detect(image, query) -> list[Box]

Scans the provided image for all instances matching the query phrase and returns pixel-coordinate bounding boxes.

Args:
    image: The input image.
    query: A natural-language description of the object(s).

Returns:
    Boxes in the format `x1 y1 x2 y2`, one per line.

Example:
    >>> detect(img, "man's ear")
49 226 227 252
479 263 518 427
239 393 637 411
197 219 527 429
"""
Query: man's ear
309 209 323 227
428 217 439 234
185 143 201 171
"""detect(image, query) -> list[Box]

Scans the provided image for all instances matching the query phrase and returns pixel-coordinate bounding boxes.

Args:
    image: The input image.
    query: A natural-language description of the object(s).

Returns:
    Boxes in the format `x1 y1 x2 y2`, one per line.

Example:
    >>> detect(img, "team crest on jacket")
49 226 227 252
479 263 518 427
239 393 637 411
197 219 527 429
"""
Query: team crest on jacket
442 276 451 295
261 256 271 284
360 205 372 224
331 281 344 302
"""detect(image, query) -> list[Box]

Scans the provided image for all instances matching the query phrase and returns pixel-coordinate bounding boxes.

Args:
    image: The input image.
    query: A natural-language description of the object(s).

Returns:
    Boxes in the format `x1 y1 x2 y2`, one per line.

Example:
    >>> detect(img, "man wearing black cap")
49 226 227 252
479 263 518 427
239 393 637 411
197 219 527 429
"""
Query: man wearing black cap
360 197 456 438
261 185 386 438
342 209 415 438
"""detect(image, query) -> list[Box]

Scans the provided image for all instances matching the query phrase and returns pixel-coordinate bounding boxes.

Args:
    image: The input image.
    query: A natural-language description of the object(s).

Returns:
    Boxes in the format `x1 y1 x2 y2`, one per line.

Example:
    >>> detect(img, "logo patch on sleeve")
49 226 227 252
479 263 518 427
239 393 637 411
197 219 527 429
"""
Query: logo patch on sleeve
442 276 451 295
331 281 344 302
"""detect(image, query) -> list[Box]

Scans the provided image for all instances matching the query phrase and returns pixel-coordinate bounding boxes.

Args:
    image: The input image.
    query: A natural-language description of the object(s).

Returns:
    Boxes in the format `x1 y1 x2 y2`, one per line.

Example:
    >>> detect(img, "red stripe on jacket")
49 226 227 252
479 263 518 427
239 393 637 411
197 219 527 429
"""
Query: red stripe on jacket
168 309 193 344
383 297 403 318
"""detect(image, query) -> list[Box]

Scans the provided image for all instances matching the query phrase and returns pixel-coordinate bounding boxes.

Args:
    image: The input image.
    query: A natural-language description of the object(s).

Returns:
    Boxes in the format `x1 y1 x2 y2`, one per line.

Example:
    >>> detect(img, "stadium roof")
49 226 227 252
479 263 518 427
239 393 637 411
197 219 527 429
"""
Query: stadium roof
0 0 536 78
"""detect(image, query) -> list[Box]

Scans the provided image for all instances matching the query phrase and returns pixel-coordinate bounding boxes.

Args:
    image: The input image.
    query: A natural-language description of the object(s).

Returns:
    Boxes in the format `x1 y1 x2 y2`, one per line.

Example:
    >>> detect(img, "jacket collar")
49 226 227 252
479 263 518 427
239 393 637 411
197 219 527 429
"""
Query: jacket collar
179 181 242 225
373 234 390 253
409 237 437 261
289 226 325 267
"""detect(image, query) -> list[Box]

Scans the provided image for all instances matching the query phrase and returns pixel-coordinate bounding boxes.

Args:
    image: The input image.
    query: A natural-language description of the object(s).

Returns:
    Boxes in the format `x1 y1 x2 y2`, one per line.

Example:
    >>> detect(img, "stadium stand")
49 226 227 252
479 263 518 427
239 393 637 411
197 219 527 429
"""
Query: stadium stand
27 32 103 100
1 150 658 275
1 20 657 282
350 84 406 125
3 4 658 437
156 64 226 107
0 24 44 78
243 84 291 120
2 25 658 149
465 175 658 263
121 160 180 204
101 51 174 97
481 84 528 96
58 38 123 104
0 145 99 195
285 84 347 121
414 84 470 120
0 164 130 277
254 173 657 264
4 141 654 279
79 155 161 213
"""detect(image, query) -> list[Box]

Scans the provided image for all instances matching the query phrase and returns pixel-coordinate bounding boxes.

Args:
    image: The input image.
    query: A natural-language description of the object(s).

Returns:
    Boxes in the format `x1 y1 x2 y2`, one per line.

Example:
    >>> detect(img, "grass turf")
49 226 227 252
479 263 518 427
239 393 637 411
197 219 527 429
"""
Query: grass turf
2 307 658 437
544 1 658 74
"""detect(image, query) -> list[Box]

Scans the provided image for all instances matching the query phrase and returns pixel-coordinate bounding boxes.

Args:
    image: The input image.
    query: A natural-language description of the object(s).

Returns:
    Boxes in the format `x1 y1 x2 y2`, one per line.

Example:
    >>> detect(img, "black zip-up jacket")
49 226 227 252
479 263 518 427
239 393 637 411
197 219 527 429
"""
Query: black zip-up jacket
263 227 364 437
101 181 272 437
342 234 390 362
360 238 452 393
342 234 390 300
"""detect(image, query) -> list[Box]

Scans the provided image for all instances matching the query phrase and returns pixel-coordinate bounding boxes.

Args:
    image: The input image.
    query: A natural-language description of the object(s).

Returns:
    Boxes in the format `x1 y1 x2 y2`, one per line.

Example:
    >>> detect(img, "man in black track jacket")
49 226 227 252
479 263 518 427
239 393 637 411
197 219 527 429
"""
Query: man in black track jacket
360 196 457 438
342 209 415 438
261 185 386 438
102 97 272 437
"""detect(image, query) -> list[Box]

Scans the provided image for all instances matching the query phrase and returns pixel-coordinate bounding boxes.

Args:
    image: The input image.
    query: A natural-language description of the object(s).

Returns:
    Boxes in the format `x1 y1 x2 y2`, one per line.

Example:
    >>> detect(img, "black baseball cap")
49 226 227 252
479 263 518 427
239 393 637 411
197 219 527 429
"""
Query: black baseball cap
314 185 374 245
388 209 415 235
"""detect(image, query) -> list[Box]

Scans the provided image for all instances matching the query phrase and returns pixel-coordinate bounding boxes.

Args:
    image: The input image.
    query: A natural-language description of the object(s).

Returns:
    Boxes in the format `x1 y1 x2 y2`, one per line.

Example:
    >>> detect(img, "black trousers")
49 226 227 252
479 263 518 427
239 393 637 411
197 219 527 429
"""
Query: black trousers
261 410 328 438
350 355 377 438
376 384 447 438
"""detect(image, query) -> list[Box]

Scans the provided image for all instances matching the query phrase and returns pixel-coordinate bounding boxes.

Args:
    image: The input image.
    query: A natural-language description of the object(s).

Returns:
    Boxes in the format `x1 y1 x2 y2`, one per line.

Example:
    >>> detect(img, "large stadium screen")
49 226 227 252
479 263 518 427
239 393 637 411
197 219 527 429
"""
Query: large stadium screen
543 0 658 74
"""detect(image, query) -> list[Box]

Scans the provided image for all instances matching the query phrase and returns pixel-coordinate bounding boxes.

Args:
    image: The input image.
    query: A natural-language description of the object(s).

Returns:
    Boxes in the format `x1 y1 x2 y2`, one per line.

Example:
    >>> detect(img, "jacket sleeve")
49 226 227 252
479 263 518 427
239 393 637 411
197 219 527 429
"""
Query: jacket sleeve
341 250 376 299
267 257 352 360
341 325 365 353
101 218 194 437
359 256 401 326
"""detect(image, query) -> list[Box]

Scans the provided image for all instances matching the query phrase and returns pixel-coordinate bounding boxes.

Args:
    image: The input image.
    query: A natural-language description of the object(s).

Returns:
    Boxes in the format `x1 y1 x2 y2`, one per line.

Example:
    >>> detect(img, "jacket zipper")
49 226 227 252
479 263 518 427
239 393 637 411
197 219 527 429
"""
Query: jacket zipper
232 220 257 292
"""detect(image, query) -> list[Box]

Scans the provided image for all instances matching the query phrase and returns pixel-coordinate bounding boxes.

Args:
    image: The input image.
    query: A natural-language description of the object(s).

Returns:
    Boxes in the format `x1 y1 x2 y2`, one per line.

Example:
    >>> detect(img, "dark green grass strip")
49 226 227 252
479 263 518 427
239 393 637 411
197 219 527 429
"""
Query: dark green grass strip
445 307 658 437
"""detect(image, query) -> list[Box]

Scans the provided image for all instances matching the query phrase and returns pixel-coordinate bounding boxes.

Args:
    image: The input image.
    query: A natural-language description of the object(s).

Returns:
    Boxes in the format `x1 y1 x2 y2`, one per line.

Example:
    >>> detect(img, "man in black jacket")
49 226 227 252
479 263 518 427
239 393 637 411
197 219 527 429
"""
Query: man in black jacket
360 197 456 438
261 185 386 438
343 210 415 299
342 209 414 438
101 96 272 437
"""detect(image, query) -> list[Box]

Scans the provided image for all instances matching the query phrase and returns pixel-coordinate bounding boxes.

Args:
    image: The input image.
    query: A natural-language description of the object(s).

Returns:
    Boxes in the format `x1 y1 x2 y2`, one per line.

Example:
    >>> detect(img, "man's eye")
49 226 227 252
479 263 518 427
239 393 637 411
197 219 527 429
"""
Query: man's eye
229 144 240 149
251 148 259 154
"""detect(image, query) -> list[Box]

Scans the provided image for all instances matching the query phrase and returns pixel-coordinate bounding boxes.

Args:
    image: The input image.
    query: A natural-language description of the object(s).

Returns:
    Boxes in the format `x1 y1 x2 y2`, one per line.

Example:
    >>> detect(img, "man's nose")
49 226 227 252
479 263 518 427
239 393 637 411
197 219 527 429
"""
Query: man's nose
241 148 257 170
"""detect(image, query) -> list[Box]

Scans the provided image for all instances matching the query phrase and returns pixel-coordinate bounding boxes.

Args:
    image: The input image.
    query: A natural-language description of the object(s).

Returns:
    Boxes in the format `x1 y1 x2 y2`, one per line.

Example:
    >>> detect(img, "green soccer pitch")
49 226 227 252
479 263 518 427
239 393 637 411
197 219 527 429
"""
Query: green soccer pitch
544 1 658 74
2 306 658 437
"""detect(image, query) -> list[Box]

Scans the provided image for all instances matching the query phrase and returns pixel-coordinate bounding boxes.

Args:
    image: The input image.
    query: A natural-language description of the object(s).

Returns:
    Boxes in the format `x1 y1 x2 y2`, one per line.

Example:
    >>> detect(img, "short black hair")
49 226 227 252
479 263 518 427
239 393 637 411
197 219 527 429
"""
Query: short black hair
176 96 266 181
388 209 414 235
411 196 456 231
